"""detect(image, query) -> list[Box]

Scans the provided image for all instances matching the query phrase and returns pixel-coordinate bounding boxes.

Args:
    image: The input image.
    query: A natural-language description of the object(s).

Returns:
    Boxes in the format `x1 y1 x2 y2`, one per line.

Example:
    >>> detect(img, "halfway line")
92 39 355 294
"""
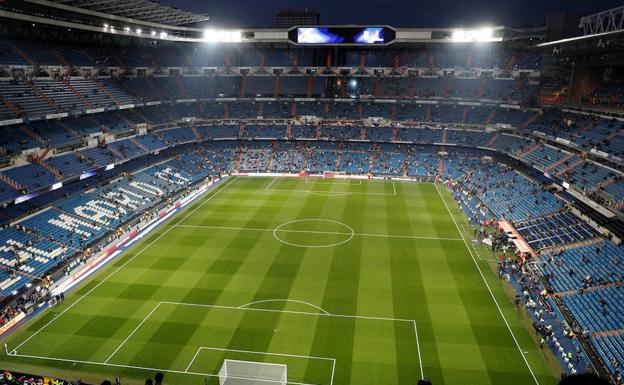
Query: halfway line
174 224 462 241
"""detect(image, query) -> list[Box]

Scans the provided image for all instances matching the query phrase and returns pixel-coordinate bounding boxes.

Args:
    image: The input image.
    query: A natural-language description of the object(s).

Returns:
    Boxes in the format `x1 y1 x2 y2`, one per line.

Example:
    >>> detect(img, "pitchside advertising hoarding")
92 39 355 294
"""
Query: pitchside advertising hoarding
290 26 396 45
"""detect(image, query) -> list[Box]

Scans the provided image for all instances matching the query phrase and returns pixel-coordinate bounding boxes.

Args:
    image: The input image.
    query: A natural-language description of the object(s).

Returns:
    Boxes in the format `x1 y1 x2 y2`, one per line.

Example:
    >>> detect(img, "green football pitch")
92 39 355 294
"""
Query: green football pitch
0 177 559 385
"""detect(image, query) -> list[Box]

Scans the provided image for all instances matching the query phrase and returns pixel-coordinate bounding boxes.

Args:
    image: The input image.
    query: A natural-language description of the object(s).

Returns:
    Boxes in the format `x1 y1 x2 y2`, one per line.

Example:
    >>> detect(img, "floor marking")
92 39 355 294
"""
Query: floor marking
266 188 395 196
238 299 331 315
392 181 397 196
273 219 355 248
7 351 318 385
174 224 463 242
105 302 162 363
10 177 239 353
265 177 278 191
434 183 540 385
304 179 362 186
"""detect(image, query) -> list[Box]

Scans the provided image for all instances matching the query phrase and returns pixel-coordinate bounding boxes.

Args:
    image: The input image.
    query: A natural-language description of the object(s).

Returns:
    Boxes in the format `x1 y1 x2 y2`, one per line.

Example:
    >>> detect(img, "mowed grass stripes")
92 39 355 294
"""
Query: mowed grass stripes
0 177 558 385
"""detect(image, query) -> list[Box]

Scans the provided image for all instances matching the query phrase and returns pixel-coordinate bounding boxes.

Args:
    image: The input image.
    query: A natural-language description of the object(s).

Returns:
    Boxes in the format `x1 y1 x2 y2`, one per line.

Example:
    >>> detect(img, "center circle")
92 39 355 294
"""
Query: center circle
273 219 354 248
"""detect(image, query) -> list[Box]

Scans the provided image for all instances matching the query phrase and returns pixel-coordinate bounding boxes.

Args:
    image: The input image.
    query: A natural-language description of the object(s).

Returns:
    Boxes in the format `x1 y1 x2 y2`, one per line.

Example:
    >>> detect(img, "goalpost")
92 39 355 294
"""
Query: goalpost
218 359 288 385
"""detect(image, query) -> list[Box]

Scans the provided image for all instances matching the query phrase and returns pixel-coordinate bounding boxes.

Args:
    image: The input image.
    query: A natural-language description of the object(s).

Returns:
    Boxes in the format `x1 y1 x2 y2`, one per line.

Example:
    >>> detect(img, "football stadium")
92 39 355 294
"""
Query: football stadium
0 1 623 385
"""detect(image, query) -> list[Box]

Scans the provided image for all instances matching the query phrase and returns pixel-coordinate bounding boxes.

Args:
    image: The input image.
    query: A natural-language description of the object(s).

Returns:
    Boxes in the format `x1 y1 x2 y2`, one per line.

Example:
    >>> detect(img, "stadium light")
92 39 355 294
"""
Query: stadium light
160 31 168 38
136 28 142 34
203 29 242 43
451 27 499 42
151 30 157 36
103 23 109 29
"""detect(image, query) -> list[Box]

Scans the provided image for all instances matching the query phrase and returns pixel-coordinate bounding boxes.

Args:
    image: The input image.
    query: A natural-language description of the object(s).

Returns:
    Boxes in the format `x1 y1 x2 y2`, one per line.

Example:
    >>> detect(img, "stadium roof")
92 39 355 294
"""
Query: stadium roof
49 0 209 26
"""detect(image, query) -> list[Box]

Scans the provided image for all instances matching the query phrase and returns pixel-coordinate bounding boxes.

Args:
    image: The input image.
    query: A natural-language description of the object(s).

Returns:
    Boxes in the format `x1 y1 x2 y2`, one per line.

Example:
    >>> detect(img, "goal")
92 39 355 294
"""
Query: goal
218 359 288 385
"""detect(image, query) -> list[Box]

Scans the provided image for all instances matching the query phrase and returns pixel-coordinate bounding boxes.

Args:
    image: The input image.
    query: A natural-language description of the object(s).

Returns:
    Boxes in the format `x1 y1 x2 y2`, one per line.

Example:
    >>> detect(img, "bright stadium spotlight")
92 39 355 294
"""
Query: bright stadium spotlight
136 28 142 34
151 30 157 36
103 23 109 29
203 29 242 42
160 31 168 38
451 27 498 42
124 26 130 32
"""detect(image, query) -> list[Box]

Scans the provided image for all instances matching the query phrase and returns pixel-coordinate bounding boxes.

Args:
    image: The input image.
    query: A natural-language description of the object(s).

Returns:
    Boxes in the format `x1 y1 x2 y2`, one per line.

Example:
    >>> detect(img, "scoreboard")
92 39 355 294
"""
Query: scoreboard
289 26 396 45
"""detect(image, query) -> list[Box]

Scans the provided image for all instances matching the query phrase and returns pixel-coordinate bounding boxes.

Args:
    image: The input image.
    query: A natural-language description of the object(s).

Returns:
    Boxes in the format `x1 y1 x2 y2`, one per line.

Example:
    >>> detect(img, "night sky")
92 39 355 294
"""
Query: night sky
167 0 624 28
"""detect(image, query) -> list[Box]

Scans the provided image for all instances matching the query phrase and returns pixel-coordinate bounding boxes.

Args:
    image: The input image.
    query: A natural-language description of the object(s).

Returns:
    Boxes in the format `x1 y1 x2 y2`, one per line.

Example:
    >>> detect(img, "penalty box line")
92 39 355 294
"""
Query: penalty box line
185 347 336 385
98 300 423 381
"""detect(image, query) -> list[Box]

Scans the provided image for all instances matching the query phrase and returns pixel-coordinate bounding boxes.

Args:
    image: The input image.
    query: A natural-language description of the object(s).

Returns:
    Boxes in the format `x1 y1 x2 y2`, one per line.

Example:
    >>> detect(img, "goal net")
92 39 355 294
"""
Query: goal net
218 359 288 385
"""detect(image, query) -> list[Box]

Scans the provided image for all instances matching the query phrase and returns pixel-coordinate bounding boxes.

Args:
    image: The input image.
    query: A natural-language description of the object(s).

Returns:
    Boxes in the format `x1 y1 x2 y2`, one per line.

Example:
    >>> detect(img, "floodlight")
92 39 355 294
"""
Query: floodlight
151 30 157 36
136 28 142 34
160 31 168 38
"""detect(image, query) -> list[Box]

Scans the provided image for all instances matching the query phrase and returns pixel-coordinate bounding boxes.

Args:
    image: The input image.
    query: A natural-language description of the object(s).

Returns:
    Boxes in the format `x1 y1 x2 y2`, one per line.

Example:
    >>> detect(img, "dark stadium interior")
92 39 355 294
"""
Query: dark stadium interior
0 1 623 385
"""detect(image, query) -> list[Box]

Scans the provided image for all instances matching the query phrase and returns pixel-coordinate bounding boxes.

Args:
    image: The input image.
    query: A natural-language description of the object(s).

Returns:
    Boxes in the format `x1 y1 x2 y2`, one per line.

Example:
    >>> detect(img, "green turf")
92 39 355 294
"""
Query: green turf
0 177 559 385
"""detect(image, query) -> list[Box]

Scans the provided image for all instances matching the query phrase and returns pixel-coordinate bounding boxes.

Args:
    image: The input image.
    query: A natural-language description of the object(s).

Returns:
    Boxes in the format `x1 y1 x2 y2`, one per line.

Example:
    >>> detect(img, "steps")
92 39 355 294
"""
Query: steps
485 109 496 125
361 126 366 140
12 46 34 66
486 133 500 147
0 172 25 192
94 79 121 107
555 159 585 176
64 80 94 109
544 153 575 171
129 137 149 152
27 82 62 113
576 121 595 136
593 176 619 191
334 152 341 170
437 158 444 178
37 158 62 179
515 143 540 158
106 145 125 160
58 120 81 139
20 126 47 147
191 125 203 141
520 111 542 130
51 49 71 67
175 76 190 99
235 150 243 170
0 95 23 117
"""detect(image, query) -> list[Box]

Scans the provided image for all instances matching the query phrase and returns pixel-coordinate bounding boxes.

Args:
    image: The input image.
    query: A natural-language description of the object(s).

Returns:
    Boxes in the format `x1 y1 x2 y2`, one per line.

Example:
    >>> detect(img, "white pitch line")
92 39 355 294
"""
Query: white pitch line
434 183 540 385
265 177 278 191
105 302 161 363
10 177 239 353
174 224 462 241
304 179 361 186
239 299 331 315
159 301 417 323
184 347 202 372
264 188 395 196
7 352 319 385
412 320 424 380
392 181 397 196
198 346 335 361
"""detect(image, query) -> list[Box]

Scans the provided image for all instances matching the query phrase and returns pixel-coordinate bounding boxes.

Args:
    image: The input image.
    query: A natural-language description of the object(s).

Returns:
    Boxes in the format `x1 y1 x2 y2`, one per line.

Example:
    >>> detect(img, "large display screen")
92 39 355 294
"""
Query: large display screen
292 27 395 45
